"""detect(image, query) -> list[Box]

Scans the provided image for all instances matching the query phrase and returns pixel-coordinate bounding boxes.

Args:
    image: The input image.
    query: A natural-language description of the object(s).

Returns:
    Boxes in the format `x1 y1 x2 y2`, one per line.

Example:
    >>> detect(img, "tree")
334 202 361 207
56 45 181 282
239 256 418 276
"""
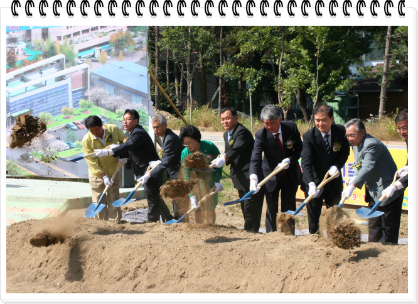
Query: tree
38 112 53 123
6 50 17 68
84 87 110 107
75 141 82 149
155 26 160 109
104 95 129 113
109 30 135 52
55 41 61 54
66 128 77 142
118 50 124 61
79 99 94 111
61 107 75 116
33 35 40 51
99 51 108 65
116 109 124 118
43 43 57 59
60 38 76 66
6 160 23 176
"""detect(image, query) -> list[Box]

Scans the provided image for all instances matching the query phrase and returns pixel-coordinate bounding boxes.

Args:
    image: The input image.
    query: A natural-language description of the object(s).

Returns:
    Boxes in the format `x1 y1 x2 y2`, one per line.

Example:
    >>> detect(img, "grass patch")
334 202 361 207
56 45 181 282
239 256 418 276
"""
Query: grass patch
57 148 83 158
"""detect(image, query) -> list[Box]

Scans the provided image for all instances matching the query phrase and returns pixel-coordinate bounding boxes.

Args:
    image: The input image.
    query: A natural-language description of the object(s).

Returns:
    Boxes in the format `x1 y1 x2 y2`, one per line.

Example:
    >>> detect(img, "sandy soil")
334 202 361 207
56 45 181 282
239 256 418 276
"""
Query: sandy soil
6 204 408 294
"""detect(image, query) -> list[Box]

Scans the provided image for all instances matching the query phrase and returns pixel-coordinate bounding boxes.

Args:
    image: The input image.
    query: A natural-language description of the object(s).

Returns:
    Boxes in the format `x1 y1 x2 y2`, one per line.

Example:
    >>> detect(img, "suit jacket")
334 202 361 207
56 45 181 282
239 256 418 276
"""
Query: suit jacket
152 128 182 181
224 123 254 191
250 121 303 193
112 124 159 177
399 139 408 188
301 124 350 196
352 133 400 206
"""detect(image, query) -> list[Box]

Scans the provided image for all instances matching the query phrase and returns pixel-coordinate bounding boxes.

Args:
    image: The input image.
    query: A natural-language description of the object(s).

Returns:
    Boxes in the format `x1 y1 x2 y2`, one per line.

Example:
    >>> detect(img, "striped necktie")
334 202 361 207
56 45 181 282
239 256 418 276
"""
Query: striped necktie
324 134 331 156
228 132 232 142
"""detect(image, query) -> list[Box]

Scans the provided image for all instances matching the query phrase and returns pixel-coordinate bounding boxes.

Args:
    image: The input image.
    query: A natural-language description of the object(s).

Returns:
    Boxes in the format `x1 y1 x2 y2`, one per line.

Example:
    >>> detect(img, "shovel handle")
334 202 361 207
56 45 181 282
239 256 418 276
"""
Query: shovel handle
197 186 220 205
133 164 159 191
109 158 128 181
317 171 340 190
83 152 98 159
257 163 288 188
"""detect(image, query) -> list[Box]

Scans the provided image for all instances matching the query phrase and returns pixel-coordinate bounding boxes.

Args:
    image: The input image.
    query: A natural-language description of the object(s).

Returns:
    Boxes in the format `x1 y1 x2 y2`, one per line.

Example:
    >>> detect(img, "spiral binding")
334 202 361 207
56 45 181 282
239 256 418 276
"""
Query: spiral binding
11 0 405 18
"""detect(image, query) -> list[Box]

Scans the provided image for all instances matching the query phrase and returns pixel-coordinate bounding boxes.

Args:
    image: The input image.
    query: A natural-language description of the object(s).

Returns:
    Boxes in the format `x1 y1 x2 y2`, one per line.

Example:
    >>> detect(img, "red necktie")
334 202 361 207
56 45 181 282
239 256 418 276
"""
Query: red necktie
275 133 286 177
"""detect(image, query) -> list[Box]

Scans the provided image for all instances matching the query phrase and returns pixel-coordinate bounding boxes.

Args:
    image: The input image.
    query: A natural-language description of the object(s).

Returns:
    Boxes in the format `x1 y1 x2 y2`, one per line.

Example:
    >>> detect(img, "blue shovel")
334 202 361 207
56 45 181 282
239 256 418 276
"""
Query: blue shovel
166 187 221 224
56 152 97 163
285 171 340 217
85 159 128 218
356 172 405 219
112 165 156 208
224 163 289 206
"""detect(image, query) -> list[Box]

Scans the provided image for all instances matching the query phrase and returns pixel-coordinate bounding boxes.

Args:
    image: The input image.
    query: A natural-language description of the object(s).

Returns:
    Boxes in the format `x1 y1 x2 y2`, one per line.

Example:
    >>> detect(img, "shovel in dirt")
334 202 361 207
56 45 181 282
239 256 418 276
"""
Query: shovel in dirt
85 159 128 218
112 165 157 208
356 172 405 219
165 186 221 224
56 152 97 163
224 162 289 206
285 171 340 216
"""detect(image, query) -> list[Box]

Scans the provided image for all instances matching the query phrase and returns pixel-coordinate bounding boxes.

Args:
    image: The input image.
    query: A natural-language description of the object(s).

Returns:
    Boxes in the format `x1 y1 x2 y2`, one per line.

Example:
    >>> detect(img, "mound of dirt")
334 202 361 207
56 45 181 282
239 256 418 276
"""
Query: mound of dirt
183 152 208 169
152 106 176 120
160 180 198 199
9 114 47 149
6 209 408 294
329 219 362 249
277 213 295 235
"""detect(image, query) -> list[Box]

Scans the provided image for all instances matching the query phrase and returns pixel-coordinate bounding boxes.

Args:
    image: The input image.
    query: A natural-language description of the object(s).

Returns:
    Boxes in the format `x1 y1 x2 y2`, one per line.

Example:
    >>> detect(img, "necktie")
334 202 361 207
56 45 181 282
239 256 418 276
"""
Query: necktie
228 132 232 142
324 134 331 156
275 133 286 177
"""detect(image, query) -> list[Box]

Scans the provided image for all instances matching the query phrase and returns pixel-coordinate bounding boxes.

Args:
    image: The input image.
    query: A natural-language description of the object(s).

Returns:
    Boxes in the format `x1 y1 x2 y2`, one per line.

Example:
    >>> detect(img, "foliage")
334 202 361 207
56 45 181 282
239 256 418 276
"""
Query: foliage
110 30 135 52
75 141 83 149
66 128 77 142
104 95 129 113
32 149 58 163
38 112 53 123
43 43 57 59
55 41 61 54
79 99 94 111
6 160 31 176
60 38 76 66
84 87 110 106
118 50 124 61
6 50 17 68
61 107 76 116
116 110 124 118
99 51 108 65
137 107 149 132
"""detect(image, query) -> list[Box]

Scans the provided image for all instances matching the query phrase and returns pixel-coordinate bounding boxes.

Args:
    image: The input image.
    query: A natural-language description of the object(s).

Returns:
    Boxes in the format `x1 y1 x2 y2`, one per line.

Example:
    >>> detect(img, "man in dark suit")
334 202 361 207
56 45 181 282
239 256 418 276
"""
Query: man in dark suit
249 105 303 233
150 113 183 218
210 106 264 232
94 109 173 222
301 103 350 234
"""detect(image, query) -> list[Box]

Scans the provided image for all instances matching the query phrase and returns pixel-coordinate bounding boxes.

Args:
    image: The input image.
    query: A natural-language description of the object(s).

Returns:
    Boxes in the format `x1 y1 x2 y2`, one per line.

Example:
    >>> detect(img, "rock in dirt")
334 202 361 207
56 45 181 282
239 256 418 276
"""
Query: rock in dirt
9 114 47 149
29 232 66 247
277 213 295 235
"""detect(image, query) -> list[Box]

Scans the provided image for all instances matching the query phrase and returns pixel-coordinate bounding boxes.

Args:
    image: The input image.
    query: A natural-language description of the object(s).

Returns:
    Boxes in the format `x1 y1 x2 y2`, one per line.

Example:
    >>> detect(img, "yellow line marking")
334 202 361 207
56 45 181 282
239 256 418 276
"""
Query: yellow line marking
16 164 38 176
33 156 78 178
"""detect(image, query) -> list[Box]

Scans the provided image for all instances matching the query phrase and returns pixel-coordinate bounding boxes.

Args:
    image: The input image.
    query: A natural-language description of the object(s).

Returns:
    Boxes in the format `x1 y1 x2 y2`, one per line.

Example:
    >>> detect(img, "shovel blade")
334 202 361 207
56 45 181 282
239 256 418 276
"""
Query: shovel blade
223 199 242 206
85 203 106 218
112 198 136 208
166 219 180 224
356 207 384 219
284 210 305 217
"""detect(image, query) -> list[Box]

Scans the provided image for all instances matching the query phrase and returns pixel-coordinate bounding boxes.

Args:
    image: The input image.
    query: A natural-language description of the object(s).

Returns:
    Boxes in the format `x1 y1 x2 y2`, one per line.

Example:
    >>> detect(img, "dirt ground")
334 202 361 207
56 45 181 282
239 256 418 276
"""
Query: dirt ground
6 197 409 294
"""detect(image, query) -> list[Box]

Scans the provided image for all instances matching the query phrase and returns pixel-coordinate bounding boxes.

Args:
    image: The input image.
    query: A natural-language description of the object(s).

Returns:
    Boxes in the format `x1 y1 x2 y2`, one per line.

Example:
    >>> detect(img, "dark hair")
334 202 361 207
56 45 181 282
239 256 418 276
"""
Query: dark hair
395 109 408 123
179 125 201 143
85 115 103 129
124 109 139 121
312 103 333 119
220 106 237 117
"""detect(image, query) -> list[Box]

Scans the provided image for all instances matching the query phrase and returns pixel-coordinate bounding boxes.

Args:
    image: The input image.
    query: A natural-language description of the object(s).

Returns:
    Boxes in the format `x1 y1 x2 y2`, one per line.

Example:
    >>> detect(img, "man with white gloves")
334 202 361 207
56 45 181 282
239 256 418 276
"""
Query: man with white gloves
249 105 303 233
345 118 403 244
212 107 265 232
82 115 125 222
301 104 350 234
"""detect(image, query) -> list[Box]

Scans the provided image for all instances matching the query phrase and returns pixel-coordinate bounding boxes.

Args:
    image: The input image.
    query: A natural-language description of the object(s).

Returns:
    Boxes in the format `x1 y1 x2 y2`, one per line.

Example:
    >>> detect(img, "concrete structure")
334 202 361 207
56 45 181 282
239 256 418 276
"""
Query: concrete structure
6 54 90 126
90 61 148 103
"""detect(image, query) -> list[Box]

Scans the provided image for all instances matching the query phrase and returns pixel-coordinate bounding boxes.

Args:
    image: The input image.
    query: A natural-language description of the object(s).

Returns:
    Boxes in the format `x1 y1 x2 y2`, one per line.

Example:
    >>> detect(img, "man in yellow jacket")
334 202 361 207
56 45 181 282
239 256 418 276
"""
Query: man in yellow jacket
82 115 125 221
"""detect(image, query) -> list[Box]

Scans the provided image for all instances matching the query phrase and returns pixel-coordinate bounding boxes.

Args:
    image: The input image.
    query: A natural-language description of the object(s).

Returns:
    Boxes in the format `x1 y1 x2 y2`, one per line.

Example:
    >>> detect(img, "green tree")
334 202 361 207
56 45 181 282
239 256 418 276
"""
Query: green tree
66 128 77 142
75 141 82 149
6 50 17 68
79 99 93 111
99 51 108 65
61 38 76 66
6 160 23 175
116 109 124 118
38 112 53 123
109 30 135 52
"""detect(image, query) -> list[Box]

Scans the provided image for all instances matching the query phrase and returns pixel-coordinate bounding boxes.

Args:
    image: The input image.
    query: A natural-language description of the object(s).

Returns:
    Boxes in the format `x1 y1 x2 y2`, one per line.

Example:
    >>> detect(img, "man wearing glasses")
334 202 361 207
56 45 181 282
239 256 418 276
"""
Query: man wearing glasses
95 109 173 223
343 118 403 244
382 110 408 197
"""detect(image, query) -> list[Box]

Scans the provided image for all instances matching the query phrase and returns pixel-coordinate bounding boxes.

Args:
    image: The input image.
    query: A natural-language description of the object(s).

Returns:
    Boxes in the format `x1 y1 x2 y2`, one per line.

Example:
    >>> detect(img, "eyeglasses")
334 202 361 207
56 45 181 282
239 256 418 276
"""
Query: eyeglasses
396 126 408 132
122 118 134 122
345 133 358 139
183 141 194 147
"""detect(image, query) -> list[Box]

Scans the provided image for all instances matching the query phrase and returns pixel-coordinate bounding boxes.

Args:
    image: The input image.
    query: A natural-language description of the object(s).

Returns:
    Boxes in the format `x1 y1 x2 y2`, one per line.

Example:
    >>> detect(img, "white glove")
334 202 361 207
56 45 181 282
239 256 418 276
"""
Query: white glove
328 165 340 178
190 196 198 209
214 182 224 192
149 160 162 169
278 158 290 169
308 182 321 198
250 179 261 194
346 177 354 185
394 180 404 190
94 149 114 157
382 184 397 199
342 184 356 200
137 173 151 185
211 155 226 168
103 175 113 187
107 144 118 149
397 166 408 179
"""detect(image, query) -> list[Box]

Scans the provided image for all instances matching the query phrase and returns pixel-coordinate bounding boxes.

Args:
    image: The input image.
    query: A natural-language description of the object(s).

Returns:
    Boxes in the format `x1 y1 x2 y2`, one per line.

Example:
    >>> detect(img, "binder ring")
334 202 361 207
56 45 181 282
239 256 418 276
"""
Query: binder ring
301 0 310 17
12 0 21 17
94 0 103 16
150 0 159 16
274 0 283 16
136 0 145 16
122 0 131 16
356 0 366 17
108 0 117 17
343 0 351 16
39 0 48 17
163 0 172 16
191 0 200 16
219 0 228 16
177 0 186 17
288 0 297 17
81 0 90 17
205 0 214 16
371 0 380 17
315 0 324 16
25 0 35 17
67 0 76 17
330 0 338 16
260 0 269 16
232 0 241 16
246 0 255 16
398 0 405 16
384 0 393 16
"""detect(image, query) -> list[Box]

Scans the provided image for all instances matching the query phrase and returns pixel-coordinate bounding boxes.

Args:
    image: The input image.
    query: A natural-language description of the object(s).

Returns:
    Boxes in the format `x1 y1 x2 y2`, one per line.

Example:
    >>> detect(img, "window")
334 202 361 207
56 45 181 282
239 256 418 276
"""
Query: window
91 27 99 32
57 36 62 41
104 83 115 95
82 29 90 34
100 26 107 29
64 34 71 39
73 31 80 37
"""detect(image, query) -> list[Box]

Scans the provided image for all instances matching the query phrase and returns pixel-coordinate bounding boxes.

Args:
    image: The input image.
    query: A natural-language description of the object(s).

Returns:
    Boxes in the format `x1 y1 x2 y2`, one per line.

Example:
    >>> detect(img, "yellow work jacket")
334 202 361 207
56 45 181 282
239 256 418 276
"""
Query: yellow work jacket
82 124 125 177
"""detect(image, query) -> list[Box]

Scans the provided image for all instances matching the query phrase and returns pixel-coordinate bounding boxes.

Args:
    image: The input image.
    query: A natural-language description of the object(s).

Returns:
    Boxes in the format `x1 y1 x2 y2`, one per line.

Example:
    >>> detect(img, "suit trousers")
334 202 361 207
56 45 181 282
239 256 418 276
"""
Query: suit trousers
265 177 298 233
89 173 122 222
238 187 264 233
306 187 340 234
144 175 174 222
367 191 403 244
